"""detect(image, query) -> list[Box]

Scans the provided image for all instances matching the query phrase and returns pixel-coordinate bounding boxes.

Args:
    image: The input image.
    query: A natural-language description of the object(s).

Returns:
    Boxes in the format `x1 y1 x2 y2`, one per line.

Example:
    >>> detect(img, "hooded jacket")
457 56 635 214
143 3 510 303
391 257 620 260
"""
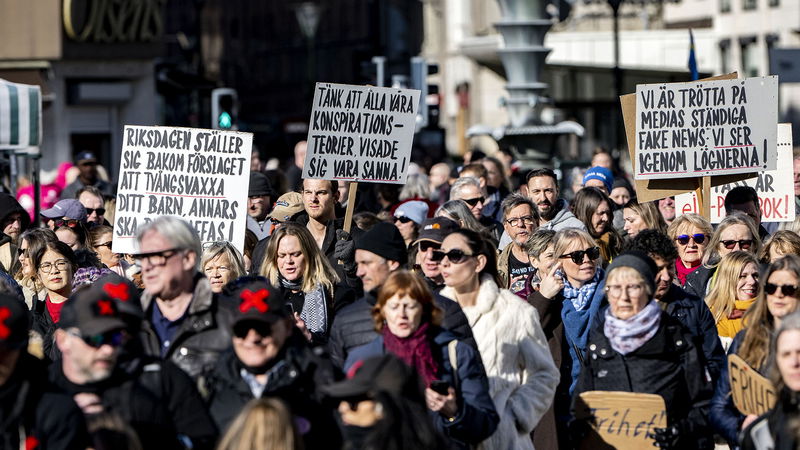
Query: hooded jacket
440 275 559 450
539 198 587 232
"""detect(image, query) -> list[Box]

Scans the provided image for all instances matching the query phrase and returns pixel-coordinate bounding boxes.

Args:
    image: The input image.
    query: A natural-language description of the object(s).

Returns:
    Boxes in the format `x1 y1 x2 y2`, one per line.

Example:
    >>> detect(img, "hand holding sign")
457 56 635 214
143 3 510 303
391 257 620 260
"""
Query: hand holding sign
574 391 667 450
728 354 777 416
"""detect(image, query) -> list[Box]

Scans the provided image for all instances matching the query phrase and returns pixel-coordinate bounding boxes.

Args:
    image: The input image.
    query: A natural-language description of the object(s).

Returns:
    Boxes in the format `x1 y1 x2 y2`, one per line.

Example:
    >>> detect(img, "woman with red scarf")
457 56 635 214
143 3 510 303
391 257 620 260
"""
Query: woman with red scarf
344 270 498 450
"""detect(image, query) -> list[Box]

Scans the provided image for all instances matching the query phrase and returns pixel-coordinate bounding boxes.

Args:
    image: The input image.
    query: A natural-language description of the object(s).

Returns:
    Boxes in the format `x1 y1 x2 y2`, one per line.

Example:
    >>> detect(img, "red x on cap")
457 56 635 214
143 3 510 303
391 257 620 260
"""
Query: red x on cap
224 279 287 327
0 294 30 349
61 285 127 336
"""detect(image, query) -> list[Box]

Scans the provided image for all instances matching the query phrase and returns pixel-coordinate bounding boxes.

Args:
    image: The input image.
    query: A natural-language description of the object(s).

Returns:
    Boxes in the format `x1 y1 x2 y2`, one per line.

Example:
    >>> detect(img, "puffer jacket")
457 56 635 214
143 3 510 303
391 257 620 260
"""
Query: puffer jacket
327 289 476 370
574 308 714 450
440 275 559 450
140 274 236 379
202 336 341 448
345 328 499 450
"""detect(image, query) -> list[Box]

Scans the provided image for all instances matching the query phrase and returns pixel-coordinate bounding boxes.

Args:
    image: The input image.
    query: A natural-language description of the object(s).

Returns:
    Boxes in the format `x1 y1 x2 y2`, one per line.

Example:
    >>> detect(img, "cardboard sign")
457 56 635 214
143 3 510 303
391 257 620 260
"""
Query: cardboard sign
302 82 420 185
728 354 777 416
675 123 794 223
621 73 752 203
634 76 778 180
113 125 253 254
575 391 667 450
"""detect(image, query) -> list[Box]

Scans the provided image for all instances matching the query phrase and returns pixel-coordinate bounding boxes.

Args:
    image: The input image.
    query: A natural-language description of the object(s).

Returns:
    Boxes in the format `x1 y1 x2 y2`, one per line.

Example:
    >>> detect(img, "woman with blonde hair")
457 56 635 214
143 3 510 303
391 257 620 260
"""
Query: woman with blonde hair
201 241 246 293
704 251 760 349
216 398 302 450
260 223 354 342
711 255 800 446
667 214 714 286
622 199 667 238
758 230 800 264
685 212 761 299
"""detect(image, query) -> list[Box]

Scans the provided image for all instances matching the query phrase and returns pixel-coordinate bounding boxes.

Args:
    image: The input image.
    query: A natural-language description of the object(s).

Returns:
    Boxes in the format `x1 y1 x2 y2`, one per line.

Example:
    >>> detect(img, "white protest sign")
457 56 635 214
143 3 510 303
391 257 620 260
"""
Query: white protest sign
302 82 420 185
635 76 778 180
113 125 253 254
675 123 794 223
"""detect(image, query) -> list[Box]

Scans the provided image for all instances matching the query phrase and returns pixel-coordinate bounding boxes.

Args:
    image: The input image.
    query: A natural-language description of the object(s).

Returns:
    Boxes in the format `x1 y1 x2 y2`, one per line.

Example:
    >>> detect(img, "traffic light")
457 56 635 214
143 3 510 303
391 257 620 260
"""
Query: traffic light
410 57 439 129
211 88 238 130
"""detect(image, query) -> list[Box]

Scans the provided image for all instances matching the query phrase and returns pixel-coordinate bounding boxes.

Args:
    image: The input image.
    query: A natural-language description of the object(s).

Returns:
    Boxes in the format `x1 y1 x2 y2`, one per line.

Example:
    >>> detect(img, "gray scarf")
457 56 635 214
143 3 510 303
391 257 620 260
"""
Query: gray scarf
279 276 328 335
603 300 661 355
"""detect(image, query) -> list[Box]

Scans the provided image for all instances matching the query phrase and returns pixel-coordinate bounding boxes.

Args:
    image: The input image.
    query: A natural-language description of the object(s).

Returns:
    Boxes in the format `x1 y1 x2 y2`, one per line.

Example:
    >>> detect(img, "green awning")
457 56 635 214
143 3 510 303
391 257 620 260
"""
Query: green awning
0 79 41 149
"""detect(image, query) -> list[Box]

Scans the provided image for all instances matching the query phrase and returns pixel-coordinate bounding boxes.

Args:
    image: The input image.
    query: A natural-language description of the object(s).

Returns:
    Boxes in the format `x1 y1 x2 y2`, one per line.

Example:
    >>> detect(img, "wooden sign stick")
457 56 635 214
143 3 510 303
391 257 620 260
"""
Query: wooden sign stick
343 181 358 234
695 176 711 220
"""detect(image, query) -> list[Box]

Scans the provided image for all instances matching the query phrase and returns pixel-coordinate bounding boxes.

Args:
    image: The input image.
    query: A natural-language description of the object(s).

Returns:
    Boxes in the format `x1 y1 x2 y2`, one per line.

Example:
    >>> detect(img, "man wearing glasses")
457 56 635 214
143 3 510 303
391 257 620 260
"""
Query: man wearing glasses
497 194 539 295
135 216 236 380
51 276 218 449
76 186 106 227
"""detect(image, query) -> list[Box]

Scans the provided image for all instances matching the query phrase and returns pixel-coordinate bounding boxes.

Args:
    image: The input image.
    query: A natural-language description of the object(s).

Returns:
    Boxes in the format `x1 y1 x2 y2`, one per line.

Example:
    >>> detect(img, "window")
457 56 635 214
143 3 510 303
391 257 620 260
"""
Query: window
766 34 779 73
719 40 731 74
743 0 756 10
721 0 731 12
769 0 779 6
740 37 759 77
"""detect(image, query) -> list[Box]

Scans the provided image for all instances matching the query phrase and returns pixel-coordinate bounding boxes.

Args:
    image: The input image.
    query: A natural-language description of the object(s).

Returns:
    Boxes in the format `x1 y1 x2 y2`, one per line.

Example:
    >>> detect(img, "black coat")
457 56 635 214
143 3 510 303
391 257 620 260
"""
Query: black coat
278 282 356 344
49 356 217 450
684 264 716 300
741 388 799 450
574 310 714 450
709 331 749 446
31 296 57 361
327 290 476 370
0 353 89 450
202 336 342 448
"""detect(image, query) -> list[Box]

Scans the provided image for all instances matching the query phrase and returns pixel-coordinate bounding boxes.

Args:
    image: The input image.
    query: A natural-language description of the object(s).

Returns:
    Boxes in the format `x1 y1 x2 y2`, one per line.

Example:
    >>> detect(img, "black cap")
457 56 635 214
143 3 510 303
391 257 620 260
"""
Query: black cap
0 294 30 349
221 277 288 327
355 222 408 265
60 285 127 336
413 217 459 246
74 151 98 165
92 274 143 321
606 251 657 294
321 354 414 399
248 172 274 197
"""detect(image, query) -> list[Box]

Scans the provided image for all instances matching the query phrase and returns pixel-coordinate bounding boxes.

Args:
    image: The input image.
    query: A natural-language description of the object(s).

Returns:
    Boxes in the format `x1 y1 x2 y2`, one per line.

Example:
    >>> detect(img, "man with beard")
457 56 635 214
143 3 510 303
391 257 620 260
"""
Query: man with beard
0 193 29 274
51 278 218 449
497 194 539 296
626 230 725 383
526 168 585 232
202 276 340 447
413 217 460 292
246 172 274 240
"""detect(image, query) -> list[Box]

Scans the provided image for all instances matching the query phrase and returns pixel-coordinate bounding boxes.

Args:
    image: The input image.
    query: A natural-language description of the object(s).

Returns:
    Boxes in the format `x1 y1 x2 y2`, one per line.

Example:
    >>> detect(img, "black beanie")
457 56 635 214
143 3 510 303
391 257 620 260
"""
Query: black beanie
605 251 656 295
355 222 408 265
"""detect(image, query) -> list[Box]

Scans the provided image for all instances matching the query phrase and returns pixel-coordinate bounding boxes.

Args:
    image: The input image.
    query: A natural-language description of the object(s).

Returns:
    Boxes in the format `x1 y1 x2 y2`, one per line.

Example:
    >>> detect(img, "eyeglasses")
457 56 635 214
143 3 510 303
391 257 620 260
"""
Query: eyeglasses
505 216 536 227
85 207 105 216
605 284 644 297
135 248 182 266
95 241 113 249
68 329 126 348
393 216 414 224
431 249 474 264
765 283 800 297
39 259 70 273
418 241 439 253
233 321 272 339
675 234 706 245
462 197 485 207
204 266 230 275
54 219 79 229
720 239 754 250
559 247 600 264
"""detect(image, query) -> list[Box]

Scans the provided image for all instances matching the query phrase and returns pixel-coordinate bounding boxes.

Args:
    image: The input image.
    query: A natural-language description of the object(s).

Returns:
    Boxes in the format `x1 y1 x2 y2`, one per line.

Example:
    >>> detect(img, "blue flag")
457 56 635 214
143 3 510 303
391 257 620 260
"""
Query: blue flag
688 29 699 81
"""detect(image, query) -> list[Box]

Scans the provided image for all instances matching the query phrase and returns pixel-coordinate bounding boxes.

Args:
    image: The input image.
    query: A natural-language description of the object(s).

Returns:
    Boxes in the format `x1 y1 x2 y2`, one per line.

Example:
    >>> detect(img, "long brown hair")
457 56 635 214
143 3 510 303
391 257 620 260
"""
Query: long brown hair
373 270 442 332
739 255 800 369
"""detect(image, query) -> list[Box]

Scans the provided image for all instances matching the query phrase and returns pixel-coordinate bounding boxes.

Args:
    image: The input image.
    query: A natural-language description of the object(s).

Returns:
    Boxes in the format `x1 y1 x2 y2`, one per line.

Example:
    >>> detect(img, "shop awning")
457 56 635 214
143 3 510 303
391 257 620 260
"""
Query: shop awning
0 78 41 148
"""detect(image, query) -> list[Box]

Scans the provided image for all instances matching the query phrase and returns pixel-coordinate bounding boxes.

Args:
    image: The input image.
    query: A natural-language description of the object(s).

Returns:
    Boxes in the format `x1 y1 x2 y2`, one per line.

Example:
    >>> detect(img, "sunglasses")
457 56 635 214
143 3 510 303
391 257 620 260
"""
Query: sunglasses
431 249 474 264
418 241 440 253
69 330 126 348
559 247 601 264
462 197 485 207
85 207 105 216
54 219 79 228
720 239 753 250
95 241 113 249
393 216 413 224
233 321 273 339
765 283 800 297
16 247 26 257
675 234 706 245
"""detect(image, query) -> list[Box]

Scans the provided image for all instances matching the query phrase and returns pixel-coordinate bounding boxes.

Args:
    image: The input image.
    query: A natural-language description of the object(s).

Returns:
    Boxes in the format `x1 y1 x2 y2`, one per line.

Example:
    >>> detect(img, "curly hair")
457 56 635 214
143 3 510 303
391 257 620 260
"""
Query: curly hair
625 230 678 263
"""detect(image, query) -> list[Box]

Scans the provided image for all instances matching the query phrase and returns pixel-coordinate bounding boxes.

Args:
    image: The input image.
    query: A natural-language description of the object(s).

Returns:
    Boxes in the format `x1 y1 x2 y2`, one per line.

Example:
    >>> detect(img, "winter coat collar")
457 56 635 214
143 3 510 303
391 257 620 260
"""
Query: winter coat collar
141 272 214 317
439 274 499 321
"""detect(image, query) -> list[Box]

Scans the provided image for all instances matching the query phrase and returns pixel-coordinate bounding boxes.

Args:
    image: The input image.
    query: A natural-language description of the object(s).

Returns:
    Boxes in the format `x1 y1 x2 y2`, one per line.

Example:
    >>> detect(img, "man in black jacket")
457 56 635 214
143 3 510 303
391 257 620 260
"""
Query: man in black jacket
327 221 475 369
0 293 89 449
626 230 726 383
51 278 218 450
202 277 341 447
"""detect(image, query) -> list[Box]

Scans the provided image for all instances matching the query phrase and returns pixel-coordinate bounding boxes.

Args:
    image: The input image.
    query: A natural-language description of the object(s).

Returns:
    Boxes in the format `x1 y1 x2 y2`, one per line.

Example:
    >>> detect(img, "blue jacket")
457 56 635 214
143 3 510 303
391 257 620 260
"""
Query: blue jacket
345 328 499 449
561 277 606 394
710 331 750 448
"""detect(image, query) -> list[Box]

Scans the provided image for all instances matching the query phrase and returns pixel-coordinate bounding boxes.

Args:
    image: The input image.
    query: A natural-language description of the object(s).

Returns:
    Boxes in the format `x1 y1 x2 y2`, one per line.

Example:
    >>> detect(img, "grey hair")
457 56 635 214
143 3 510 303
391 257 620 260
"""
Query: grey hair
501 193 537 220
436 200 484 234
526 228 556 258
400 173 431 200
201 241 246 280
449 176 483 200
136 216 202 270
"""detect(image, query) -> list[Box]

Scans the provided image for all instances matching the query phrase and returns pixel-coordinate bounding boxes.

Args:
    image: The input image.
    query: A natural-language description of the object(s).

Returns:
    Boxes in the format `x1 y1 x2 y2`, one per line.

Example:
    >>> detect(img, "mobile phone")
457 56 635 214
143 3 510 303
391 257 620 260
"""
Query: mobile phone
283 302 294 315
430 380 451 395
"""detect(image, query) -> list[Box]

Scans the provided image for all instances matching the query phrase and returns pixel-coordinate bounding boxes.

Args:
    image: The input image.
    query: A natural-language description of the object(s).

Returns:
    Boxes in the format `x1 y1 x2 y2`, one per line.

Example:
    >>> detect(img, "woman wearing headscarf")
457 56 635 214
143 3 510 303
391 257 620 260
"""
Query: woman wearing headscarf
574 252 714 450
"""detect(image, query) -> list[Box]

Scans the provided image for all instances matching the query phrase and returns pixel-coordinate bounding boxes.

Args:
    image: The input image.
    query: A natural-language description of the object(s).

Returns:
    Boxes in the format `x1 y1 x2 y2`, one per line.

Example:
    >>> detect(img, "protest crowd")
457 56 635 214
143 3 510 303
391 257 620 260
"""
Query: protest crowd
3 141 800 450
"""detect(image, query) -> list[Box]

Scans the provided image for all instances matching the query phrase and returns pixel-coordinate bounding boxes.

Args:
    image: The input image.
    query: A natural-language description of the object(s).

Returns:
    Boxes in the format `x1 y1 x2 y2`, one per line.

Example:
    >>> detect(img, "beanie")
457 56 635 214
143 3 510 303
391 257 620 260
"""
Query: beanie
355 222 408 265
605 251 656 295
583 166 614 193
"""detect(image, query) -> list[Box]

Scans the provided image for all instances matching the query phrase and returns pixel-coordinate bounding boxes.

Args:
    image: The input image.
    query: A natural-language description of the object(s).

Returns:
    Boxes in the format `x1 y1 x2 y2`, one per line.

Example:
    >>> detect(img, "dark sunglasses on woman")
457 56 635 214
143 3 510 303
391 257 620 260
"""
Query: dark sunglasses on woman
559 247 600 264
675 234 706 245
765 283 800 297
720 239 753 250
431 249 473 264
393 216 414 224
54 219 79 229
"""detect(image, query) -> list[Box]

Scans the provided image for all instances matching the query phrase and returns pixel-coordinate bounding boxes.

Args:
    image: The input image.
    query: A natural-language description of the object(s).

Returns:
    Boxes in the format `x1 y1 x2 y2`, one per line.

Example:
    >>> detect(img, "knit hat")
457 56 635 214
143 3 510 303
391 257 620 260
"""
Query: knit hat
605 251 656 295
394 201 429 225
248 172 274 197
41 199 88 221
413 217 459 246
583 166 614 193
355 222 408 265
269 192 304 222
